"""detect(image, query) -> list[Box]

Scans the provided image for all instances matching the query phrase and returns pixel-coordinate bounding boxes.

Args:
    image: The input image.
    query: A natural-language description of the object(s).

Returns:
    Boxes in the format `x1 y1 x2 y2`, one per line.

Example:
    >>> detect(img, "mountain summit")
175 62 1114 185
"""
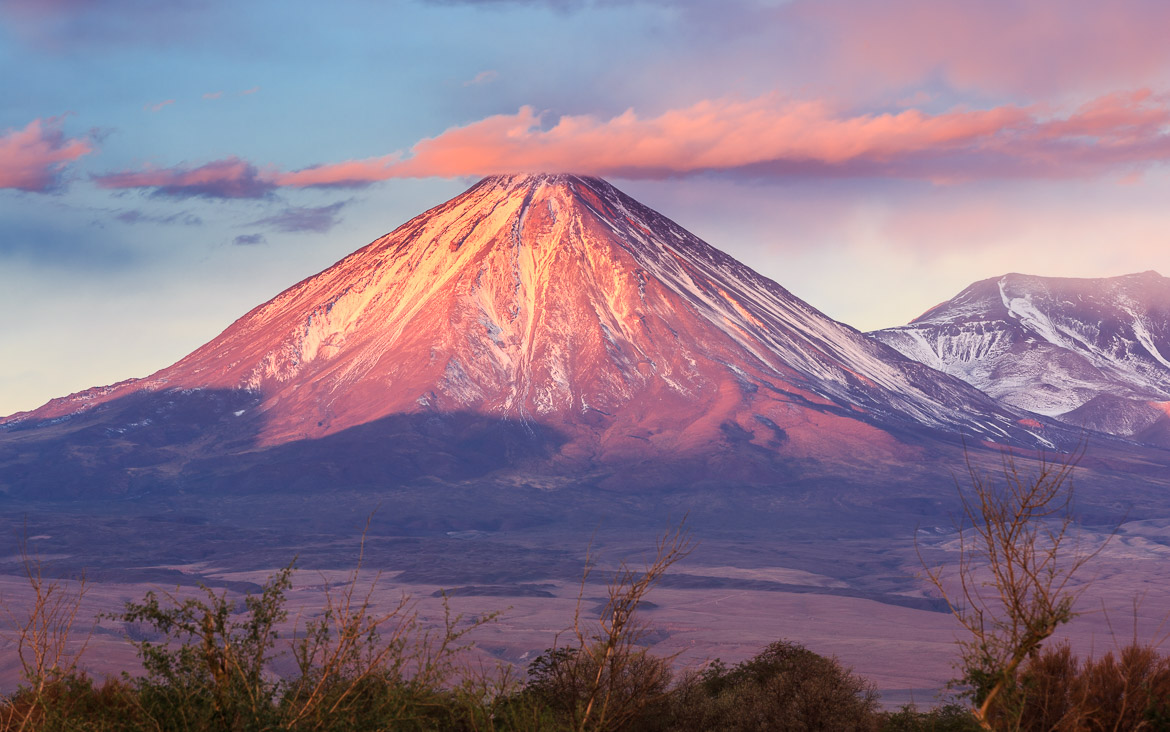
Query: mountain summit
3 175 1054 495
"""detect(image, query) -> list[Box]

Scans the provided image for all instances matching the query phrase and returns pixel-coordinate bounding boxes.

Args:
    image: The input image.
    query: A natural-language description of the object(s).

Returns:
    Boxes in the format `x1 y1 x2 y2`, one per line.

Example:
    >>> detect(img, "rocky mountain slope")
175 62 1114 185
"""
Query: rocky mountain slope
872 272 1170 445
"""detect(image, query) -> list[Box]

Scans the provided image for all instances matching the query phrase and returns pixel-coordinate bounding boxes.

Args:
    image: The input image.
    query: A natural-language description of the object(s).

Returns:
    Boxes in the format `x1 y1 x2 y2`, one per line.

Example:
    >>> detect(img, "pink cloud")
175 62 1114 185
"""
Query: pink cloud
144 99 175 112
93 90 1170 196
202 91 223 100
287 91 1170 182
271 155 401 188
463 70 499 87
0 116 93 192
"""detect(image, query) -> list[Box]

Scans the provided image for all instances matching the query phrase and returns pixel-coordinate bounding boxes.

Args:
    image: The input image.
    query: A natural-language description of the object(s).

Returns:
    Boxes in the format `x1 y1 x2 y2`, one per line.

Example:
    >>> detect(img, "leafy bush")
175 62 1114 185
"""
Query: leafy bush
879 703 982 731
520 645 672 731
660 640 881 731
0 673 141 731
114 564 292 729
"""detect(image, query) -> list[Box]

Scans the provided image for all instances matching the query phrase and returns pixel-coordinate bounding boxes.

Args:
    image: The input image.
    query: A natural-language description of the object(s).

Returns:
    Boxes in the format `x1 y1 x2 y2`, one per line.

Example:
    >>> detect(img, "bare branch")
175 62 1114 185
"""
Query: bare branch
918 444 1113 729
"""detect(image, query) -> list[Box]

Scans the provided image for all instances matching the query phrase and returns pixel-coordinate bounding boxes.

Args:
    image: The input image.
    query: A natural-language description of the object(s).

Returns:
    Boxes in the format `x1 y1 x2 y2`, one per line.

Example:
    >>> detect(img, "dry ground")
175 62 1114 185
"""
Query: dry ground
3 518 1168 710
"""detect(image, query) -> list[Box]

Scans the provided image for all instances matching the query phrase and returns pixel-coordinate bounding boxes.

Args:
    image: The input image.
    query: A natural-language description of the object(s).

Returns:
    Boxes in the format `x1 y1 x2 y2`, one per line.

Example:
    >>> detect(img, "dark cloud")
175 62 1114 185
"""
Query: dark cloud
233 233 267 246
93 158 278 200
114 209 203 226
248 201 347 233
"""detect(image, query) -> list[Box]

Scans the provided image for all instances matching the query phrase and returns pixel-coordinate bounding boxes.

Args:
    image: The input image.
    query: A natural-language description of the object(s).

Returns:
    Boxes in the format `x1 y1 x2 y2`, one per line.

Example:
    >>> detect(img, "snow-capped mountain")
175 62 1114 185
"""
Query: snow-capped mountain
872 272 1170 445
2 175 1058 496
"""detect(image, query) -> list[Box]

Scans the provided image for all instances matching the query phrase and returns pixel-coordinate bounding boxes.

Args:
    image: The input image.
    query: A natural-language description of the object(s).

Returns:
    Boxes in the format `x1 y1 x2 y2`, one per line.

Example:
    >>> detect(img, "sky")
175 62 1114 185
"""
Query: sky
3 0 1170 415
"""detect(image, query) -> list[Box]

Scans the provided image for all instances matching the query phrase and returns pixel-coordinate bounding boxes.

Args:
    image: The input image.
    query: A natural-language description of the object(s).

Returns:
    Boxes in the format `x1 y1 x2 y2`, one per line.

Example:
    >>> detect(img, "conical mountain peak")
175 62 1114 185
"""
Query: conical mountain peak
477 172 598 189
7 177 1053 459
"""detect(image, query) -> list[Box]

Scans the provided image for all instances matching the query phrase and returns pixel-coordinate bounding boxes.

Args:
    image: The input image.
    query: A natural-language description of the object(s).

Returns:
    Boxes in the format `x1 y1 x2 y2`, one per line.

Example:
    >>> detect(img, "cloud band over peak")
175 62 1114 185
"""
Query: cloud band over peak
89 90 1170 198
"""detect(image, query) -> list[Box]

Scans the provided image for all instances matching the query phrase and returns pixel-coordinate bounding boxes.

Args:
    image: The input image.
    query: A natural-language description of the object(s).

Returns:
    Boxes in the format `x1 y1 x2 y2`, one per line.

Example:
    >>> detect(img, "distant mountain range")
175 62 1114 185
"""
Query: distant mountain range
871 271 1170 447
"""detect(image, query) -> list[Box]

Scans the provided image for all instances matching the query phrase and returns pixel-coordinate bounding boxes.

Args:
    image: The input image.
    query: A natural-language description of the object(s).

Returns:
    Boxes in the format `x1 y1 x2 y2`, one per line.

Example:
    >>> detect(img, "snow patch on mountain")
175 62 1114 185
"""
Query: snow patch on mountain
873 271 1170 444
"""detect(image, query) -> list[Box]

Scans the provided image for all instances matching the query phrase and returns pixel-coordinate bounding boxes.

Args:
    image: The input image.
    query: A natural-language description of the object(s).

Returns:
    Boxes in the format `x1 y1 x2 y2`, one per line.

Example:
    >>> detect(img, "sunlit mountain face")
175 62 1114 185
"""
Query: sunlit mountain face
2 174 1071 501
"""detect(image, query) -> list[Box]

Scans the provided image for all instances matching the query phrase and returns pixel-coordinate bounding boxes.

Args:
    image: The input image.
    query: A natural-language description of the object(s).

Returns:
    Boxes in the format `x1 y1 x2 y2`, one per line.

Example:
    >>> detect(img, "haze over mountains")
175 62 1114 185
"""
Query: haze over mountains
872 271 1170 447
1 175 1072 500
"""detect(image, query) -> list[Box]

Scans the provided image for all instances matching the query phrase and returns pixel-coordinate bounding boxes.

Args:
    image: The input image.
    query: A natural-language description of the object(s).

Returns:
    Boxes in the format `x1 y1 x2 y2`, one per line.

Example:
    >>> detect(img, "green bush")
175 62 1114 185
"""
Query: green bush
659 640 882 731
519 645 672 731
879 703 981 731
113 564 292 730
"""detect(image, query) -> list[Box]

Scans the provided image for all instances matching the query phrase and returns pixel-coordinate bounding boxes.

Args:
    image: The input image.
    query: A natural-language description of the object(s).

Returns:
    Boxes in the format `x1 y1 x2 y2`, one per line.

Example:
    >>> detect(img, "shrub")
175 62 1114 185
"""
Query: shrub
520 645 672 731
662 640 881 731
1015 641 1170 731
879 703 982 731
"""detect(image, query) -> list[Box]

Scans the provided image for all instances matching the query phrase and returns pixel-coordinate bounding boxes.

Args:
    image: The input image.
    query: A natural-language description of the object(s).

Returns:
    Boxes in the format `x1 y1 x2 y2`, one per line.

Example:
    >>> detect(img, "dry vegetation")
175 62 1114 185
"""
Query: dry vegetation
3 457 1170 731
918 448 1170 731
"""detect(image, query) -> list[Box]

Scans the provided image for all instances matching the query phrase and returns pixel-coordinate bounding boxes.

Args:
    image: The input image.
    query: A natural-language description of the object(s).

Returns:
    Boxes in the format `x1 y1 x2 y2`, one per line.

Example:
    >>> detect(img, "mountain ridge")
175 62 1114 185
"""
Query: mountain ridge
871 270 1170 446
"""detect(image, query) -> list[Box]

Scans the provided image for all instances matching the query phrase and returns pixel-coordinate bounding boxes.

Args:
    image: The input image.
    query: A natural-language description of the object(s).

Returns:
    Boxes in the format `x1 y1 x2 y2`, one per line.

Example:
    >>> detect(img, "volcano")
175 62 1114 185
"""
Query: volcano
2 175 1056 498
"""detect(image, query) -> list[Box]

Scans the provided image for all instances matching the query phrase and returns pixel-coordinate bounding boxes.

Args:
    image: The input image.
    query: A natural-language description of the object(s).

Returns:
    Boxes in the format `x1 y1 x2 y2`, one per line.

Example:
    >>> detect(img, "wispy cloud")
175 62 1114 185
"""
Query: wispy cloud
272 156 401 188
144 99 175 112
202 91 223 100
93 157 277 199
248 201 347 233
238 86 260 96
463 70 498 86
233 233 267 246
113 209 203 226
0 115 94 192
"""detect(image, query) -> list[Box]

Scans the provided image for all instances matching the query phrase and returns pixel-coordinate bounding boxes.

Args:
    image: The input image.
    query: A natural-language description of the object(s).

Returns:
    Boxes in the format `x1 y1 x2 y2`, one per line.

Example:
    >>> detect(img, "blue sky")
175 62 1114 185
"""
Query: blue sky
4 0 1170 414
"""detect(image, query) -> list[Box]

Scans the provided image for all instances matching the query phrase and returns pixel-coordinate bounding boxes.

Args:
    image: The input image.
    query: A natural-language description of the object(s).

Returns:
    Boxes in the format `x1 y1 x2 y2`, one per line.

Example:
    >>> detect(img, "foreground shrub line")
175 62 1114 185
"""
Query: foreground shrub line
5 452 1170 732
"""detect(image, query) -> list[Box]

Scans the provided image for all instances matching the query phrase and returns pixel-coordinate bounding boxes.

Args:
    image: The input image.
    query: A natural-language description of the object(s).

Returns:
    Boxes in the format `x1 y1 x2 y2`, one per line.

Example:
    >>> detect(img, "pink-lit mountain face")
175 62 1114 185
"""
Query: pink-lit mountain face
2 175 1055 496
872 272 1170 446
